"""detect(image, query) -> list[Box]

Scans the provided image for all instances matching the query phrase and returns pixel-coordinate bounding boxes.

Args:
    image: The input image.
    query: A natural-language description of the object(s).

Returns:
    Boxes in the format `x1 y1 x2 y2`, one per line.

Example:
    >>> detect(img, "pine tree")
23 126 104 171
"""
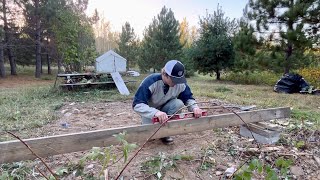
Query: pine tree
117 22 138 70
1 0 20 75
139 6 182 71
247 0 319 74
232 19 259 72
191 6 237 80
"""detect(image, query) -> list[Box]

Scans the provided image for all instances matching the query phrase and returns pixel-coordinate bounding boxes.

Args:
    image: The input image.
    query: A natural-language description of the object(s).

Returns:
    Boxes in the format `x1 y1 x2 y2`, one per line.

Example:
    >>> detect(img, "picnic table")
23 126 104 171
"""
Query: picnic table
54 72 135 94
54 73 115 88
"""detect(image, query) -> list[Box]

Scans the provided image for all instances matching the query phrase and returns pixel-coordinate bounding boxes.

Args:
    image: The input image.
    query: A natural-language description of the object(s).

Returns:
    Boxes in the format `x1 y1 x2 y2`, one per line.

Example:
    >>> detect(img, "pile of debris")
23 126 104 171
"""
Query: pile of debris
274 73 319 95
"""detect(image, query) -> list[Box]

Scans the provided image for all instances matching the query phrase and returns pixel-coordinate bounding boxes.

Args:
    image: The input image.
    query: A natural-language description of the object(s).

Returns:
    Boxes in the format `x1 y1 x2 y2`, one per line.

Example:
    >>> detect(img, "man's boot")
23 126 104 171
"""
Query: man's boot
160 136 174 145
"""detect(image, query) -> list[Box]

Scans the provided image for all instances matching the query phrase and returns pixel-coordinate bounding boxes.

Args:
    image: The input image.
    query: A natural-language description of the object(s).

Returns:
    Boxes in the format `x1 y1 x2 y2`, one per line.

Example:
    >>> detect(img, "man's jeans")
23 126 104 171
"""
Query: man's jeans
142 98 184 124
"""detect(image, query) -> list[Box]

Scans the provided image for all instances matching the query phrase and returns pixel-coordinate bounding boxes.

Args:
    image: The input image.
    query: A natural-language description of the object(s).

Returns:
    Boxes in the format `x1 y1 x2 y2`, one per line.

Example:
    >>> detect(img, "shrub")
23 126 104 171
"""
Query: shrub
223 71 280 86
297 67 320 89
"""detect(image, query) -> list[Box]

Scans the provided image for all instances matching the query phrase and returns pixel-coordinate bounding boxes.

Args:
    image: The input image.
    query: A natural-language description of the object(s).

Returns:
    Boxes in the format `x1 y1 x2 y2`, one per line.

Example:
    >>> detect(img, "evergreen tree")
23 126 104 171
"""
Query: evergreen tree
191 6 237 80
247 0 319 74
1 0 21 75
139 6 182 71
117 22 138 70
49 0 96 72
232 19 259 72
21 0 96 74
179 18 198 77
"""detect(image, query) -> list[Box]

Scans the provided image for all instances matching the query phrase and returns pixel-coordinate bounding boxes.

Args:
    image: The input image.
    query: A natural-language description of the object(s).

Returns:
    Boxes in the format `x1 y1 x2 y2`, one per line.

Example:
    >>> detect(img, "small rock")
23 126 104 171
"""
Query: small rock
225 167 237 177
73 109 80 114
61 109 68 114
64 112 72 117
69 102 75 106
216 165 227 171
290 166 304 176
215 171 223 176
306 169 311 174
106 113 112 117
86 164 94 169
314 156 320 166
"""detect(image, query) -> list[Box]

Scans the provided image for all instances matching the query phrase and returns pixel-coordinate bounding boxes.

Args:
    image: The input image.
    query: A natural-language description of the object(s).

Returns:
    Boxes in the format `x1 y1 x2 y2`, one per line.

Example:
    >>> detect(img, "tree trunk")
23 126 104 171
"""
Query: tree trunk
126 57 130 71
74 62 81 72
0 44 5 78
215 70 221 80
40 58 43 74
3 0 16 75
284 43 293 74
58 57 62 73
47 53 51 74
284 10 294 74
35 0 41 78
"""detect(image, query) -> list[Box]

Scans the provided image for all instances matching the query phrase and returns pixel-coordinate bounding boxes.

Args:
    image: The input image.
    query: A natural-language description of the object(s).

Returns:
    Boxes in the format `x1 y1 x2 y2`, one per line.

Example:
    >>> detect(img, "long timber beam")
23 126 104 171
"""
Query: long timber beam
0 107 290 163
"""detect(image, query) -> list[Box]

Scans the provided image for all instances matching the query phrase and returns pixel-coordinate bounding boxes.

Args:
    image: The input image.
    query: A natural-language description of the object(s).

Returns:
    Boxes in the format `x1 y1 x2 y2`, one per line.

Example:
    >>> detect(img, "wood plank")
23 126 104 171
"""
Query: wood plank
245 123 278 137
59 80 134 86
57 73 97 77
0 107 290 163
110 72 130 95
59 82 117 86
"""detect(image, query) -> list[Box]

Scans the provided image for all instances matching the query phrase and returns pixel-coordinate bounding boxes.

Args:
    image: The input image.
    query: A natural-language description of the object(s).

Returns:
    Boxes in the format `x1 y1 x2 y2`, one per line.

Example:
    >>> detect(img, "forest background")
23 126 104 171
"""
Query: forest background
0 0 319 87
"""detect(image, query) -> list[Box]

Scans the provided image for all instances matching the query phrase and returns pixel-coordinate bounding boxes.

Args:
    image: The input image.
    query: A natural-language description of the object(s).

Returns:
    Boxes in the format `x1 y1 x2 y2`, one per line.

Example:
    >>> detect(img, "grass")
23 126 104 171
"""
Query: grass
0 86 132 133
189 73 320 127
0 70 319 136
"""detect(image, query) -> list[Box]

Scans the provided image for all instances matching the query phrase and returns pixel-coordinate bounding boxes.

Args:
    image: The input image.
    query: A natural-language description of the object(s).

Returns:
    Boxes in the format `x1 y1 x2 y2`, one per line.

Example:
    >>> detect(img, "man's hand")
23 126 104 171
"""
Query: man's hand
193 107 203 118
154 111 168 123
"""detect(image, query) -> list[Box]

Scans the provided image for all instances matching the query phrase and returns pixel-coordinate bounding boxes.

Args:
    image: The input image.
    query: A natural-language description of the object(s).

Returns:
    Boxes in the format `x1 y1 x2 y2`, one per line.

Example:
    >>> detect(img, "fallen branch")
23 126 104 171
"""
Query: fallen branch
237 146 284 153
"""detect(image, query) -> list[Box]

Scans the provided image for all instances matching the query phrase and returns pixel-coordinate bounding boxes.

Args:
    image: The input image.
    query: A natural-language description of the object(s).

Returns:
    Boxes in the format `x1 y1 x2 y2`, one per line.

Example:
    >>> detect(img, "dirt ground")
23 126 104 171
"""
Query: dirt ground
12 100 319 180
1 76 319 179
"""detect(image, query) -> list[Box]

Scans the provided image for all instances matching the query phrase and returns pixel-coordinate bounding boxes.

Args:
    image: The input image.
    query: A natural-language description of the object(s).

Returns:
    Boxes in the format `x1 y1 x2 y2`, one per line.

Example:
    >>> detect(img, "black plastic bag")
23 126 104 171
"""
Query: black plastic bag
274 73 310 93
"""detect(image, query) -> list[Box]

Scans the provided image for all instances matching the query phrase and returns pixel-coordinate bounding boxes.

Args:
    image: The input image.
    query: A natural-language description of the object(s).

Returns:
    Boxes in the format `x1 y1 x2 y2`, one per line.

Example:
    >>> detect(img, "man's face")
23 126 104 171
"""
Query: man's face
163 74 175 87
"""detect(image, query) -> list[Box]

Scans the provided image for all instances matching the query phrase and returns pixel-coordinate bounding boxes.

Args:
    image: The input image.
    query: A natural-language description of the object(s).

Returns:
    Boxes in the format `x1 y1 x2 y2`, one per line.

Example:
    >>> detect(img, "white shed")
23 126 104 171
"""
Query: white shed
95 50 127 73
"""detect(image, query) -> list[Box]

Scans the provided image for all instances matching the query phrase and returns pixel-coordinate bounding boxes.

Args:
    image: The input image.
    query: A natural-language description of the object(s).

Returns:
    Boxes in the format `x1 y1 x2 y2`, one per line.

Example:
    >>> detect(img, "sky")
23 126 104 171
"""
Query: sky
86 0 248 38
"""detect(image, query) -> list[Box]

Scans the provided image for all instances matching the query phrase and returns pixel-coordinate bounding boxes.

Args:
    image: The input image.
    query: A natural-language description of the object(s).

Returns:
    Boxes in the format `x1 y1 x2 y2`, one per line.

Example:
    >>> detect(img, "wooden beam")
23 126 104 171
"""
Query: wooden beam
0 107 290 163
